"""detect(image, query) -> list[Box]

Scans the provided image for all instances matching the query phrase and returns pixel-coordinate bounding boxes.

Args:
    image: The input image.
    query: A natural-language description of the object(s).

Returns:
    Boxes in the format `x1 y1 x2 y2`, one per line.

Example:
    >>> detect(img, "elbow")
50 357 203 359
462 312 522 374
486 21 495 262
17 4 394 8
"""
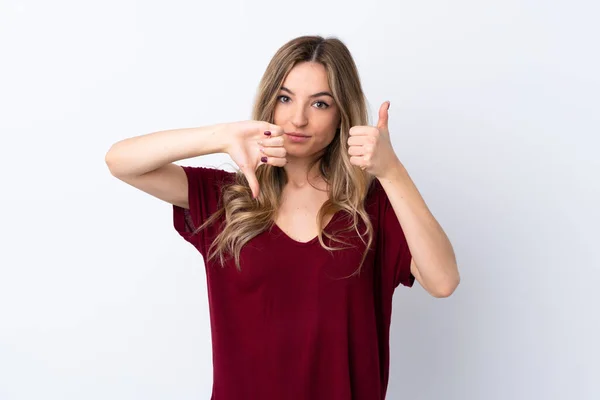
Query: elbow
430 272 460 298
105 143 126 177
431 285 457 298
105 145 117 174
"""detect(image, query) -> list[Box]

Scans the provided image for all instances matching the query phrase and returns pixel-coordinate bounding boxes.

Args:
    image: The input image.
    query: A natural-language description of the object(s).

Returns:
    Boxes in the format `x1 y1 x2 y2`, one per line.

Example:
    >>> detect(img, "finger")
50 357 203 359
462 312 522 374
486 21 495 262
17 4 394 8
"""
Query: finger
242 167 260 199
259 136 285 147
260 155 287 168
260 146 286 158
347 145 365 157
349 126 379 136
265 124 285 137
349 126 371 136
349 155 368 168
377 101 390 130
347 136 368 146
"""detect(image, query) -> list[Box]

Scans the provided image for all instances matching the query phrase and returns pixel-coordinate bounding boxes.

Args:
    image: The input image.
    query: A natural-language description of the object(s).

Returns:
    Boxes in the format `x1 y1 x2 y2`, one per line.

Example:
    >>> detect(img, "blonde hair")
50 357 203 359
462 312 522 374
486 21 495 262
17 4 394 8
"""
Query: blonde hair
195 35 376 276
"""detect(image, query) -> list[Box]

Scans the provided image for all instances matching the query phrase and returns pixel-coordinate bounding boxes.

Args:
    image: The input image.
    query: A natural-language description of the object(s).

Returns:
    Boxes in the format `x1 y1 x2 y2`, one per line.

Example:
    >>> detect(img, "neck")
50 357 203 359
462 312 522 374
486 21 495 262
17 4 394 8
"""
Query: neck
283 154 325 190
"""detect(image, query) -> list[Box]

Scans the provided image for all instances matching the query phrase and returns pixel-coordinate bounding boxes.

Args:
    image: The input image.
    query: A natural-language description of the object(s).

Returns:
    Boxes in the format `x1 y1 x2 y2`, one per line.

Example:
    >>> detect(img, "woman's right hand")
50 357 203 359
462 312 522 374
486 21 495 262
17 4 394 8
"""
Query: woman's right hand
224 120 287 199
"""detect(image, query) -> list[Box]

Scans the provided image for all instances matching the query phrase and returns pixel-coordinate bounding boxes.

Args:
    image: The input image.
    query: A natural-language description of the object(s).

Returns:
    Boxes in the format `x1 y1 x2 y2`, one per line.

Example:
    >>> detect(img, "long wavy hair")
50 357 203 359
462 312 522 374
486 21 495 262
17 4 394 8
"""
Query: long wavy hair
194 35 376 277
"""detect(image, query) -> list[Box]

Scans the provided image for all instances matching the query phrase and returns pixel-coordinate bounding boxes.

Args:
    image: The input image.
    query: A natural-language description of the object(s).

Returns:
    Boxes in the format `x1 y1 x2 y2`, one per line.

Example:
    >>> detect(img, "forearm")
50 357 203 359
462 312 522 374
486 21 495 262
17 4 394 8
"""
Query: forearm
378 160 460 292
105 123 230 177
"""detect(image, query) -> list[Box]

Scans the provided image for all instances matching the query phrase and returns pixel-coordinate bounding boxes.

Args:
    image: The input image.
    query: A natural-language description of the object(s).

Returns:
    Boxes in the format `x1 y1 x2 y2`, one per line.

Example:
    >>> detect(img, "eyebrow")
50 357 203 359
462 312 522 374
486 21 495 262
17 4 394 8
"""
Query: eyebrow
280 86 334 99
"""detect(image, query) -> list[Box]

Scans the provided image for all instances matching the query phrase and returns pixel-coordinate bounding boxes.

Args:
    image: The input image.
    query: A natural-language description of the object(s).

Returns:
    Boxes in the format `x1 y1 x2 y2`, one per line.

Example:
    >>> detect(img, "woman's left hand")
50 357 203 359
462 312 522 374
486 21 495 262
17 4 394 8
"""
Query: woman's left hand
348 101 400 179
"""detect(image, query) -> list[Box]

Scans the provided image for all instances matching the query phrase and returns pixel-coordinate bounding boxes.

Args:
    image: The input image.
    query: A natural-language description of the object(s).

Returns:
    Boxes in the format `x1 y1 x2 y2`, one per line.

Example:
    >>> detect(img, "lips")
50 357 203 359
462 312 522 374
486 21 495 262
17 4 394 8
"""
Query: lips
285 132 310 138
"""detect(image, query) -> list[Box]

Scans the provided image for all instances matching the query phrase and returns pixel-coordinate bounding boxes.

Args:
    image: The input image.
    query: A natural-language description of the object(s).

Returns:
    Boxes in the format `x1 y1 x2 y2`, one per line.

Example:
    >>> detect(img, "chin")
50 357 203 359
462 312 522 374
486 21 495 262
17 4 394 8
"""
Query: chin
289 147 329 161
284 150 308 159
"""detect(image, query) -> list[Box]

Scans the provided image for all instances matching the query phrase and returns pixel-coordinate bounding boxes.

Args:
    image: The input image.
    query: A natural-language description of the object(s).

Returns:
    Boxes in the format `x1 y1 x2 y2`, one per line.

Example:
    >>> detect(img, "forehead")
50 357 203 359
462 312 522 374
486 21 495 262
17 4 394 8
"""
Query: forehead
281 62 330 93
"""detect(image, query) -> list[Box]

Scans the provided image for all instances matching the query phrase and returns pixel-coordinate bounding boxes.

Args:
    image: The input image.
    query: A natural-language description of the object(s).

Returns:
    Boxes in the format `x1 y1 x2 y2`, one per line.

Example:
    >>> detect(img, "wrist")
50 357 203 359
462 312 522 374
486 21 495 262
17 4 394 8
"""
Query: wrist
213 122 235 155
377 158 407 182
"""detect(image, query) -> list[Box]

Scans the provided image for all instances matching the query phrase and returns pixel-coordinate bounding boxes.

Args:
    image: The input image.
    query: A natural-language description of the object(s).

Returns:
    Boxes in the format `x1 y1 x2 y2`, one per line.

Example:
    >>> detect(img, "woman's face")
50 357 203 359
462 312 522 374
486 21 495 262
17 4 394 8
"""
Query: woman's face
273 62 340 160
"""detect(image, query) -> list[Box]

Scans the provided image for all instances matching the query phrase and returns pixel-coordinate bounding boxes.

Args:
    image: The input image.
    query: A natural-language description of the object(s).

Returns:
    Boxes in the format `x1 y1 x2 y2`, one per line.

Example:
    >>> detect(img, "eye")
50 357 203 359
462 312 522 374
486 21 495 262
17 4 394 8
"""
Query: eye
277 95 330 110
314 101 330 109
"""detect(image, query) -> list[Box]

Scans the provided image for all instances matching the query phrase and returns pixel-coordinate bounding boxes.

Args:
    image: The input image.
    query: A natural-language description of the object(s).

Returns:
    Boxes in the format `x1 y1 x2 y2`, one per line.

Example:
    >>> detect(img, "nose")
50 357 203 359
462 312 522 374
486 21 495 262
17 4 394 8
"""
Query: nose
290 102 308 128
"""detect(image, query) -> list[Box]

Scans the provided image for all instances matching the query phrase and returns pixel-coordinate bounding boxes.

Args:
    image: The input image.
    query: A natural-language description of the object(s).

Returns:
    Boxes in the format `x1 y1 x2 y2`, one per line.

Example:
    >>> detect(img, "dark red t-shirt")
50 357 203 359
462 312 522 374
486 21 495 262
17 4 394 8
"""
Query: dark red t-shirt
173 166 414 399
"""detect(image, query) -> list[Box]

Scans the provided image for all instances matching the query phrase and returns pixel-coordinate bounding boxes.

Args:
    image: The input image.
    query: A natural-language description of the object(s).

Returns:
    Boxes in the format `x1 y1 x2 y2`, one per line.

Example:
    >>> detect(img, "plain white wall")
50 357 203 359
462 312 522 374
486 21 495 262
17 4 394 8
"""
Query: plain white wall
1 0 598 399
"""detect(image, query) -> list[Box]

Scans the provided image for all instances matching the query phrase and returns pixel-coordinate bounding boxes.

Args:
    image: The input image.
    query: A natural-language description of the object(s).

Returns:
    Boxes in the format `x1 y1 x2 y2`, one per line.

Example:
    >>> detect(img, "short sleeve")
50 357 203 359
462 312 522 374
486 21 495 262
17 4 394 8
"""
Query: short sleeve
172 165 235 255
372 179 415 289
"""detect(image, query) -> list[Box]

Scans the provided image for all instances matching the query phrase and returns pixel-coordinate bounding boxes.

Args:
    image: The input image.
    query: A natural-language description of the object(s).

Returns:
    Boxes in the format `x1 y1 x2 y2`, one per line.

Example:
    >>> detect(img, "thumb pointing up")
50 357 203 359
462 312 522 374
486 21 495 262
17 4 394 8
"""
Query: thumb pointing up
377 101 390 130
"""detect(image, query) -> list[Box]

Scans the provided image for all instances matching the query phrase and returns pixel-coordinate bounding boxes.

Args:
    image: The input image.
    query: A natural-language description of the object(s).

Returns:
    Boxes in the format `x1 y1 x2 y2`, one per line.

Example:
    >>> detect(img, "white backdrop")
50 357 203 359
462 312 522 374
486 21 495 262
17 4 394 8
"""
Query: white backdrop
1 0 598 399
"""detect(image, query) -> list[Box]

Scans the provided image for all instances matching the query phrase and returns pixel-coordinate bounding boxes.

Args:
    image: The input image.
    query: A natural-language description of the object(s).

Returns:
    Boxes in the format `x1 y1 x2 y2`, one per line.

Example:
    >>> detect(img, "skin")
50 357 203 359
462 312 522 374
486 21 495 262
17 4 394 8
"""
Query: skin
258 61 341 240
263 61 460 296
347 95 460 298
272 61 341 190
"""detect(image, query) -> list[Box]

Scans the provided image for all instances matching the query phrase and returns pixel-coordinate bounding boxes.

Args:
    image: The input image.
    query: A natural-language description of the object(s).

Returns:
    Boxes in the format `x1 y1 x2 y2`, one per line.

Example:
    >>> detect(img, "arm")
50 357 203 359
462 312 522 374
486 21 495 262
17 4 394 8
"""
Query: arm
378 160 460 298
105 124 230 208
105 124 230 177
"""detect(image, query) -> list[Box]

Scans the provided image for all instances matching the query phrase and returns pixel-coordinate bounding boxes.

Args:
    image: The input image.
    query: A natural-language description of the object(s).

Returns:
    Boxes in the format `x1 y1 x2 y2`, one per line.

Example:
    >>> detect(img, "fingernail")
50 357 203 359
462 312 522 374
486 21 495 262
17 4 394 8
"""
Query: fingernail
264 131 271 136
261 156 267 163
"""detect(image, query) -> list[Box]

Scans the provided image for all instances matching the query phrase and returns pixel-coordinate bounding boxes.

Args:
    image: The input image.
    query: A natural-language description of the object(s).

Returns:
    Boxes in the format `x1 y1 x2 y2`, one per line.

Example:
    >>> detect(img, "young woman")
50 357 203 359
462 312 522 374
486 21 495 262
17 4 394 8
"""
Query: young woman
106 35 460 400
